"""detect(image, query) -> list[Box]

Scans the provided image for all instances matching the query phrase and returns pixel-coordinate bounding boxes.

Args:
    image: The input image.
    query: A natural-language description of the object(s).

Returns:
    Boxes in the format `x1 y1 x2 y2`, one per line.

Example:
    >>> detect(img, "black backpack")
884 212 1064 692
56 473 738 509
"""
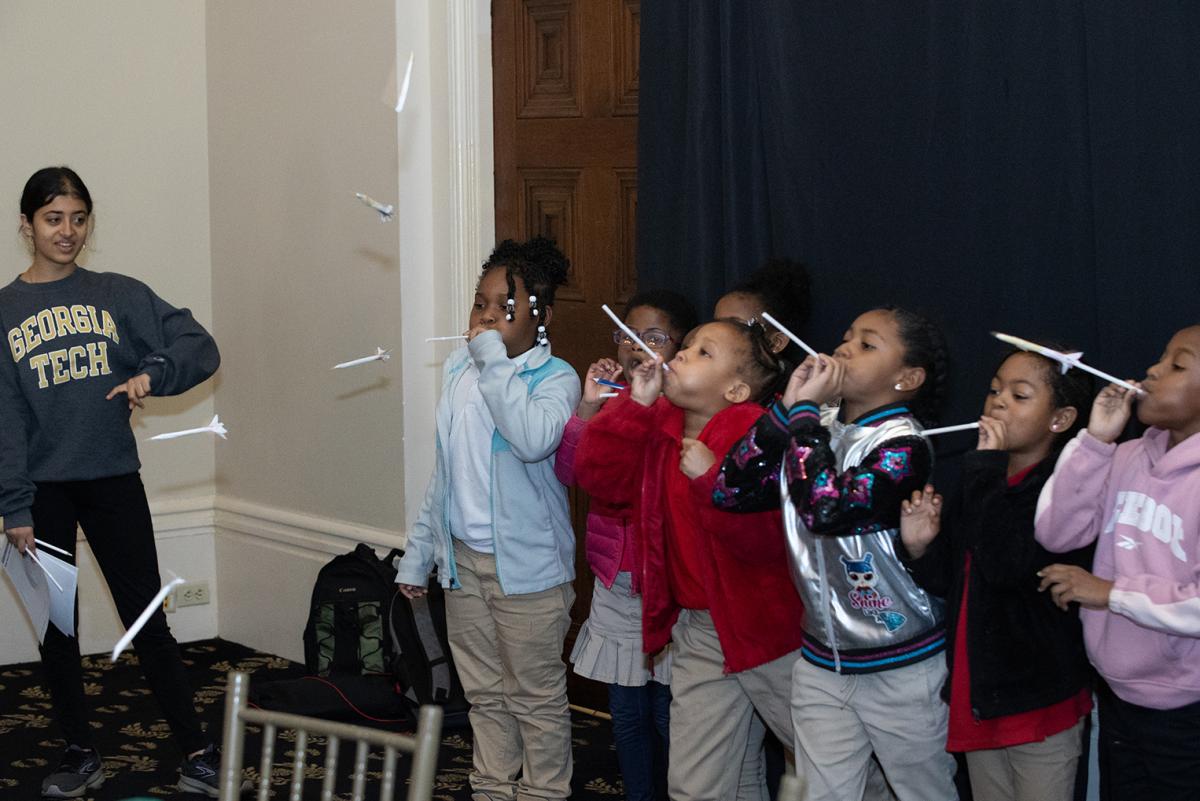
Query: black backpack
297 543 468 728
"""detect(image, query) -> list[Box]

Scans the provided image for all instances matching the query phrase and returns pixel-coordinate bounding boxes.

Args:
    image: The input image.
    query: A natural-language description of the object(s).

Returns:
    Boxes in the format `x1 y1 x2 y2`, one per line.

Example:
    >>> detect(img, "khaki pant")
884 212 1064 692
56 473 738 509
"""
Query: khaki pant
792 655 957 801
446 540 575 801
965 718 1085 801
667 609 800 801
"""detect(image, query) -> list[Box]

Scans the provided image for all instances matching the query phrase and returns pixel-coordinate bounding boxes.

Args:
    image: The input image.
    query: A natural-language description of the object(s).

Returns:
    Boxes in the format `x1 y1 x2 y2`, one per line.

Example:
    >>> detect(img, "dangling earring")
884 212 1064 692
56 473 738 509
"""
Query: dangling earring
529 295 539 318
505 296 515 321
536 325 549 347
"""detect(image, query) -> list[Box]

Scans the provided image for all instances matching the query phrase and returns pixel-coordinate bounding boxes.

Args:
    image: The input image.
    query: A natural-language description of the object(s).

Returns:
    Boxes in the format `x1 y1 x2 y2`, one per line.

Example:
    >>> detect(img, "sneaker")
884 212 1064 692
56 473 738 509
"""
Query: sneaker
178 743 223 797
41 745 104 798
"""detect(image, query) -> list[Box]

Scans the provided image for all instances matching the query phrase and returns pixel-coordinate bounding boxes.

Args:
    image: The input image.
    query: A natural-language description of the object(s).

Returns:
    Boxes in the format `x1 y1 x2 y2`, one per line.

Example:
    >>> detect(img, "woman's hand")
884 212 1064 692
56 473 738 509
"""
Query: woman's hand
107 373 152 410
4 526 35 555
899 485 941 559
1087 382 1139 444
398 583 428 600
679 438 716 479
1038 564 1113 611
578 359 623 420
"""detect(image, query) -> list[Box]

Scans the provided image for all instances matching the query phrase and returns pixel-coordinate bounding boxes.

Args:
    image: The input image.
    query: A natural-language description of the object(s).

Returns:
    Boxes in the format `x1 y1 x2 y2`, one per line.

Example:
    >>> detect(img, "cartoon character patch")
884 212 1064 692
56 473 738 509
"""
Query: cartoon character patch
840 552 907 632
846 473 875 508
733 429 764 469
810 469 839 501
712 472 738 508
875 447 914 482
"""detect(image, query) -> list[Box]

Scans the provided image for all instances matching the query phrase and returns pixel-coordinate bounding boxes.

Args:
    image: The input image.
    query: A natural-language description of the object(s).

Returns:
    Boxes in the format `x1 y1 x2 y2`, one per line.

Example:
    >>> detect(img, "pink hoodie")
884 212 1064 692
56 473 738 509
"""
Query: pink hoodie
1036 428 1200 710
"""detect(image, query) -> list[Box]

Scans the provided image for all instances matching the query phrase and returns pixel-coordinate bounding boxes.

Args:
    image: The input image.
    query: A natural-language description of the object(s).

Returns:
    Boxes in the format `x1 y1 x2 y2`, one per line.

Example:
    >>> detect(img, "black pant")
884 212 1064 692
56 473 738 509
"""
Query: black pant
1098 680 1200 801
33 473 206 755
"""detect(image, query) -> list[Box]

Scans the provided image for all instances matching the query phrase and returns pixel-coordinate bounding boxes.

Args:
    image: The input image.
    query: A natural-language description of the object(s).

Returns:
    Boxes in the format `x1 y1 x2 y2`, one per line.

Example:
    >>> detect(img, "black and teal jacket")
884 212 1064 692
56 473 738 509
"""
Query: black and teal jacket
715 400 945 674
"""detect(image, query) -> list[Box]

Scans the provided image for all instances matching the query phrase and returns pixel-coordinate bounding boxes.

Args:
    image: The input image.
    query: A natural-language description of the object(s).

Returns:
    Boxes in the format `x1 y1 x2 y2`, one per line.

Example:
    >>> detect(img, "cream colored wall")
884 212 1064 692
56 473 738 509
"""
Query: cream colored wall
1 0 492 667
0 2 217 663
206 0 406 534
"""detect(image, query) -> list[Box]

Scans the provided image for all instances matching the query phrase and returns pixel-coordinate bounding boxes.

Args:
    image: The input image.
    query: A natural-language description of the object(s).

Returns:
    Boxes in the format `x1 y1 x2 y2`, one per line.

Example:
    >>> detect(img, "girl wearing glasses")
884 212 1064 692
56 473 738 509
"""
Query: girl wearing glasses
555 290 696 801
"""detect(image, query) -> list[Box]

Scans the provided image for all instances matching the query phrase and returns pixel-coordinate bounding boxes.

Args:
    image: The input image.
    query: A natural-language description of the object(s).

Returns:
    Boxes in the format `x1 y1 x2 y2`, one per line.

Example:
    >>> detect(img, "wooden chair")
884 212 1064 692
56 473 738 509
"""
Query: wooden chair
218 671 443 801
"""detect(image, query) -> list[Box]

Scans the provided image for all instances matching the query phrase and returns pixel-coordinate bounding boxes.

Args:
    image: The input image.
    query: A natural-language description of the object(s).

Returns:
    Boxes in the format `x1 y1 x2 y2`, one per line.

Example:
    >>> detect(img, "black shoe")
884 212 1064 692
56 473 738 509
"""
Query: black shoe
178 743 222 797
41 745 104 799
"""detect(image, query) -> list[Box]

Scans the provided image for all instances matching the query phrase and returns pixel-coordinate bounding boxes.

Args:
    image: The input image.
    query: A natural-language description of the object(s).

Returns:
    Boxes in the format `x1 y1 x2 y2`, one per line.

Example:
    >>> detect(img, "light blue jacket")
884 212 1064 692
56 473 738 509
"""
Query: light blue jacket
395 330 581 595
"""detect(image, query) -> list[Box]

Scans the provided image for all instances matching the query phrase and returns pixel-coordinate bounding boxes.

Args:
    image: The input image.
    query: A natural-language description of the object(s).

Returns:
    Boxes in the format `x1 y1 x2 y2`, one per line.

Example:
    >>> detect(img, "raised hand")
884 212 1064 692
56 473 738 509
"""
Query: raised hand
1087 381 1140 444
783 355 842 407
629 355 664 407
579 359 623 420
977 416 1007 451
900 485 942 559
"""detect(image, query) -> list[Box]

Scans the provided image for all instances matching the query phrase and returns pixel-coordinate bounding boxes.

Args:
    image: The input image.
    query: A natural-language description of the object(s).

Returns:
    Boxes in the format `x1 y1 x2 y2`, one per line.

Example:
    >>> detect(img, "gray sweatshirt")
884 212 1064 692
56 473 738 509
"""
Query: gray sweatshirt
0 268 220 528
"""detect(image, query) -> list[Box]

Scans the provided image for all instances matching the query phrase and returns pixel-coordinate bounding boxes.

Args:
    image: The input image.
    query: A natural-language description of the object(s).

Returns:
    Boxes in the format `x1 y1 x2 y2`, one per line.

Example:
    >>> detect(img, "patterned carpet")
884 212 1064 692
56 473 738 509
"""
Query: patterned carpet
0 638 621 800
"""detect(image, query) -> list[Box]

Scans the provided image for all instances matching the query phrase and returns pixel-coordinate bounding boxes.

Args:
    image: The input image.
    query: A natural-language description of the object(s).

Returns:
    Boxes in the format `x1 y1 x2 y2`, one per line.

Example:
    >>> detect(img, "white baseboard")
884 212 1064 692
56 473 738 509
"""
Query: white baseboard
212 496 408 663
2 494 408 666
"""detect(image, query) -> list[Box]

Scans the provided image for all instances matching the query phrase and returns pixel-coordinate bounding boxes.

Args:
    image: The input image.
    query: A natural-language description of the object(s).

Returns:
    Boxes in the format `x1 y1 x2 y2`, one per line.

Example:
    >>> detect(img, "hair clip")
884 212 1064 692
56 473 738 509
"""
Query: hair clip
529 295 539 318
505 297 515 322
536 325 548 347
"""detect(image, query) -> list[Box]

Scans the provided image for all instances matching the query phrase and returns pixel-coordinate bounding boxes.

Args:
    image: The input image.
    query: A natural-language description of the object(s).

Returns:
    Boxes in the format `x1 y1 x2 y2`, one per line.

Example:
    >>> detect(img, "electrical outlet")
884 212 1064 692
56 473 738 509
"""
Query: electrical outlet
177 581 210 607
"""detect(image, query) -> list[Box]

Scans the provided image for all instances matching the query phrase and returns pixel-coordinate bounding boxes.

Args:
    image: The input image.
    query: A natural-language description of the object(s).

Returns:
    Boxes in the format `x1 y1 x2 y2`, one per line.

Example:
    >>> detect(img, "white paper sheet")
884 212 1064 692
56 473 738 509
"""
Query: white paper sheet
1 541 50 643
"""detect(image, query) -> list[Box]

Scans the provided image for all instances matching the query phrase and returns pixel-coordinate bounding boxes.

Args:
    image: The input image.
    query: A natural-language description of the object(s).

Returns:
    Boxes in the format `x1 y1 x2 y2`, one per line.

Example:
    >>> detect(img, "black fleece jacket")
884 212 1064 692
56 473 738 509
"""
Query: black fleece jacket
902 450 1094 719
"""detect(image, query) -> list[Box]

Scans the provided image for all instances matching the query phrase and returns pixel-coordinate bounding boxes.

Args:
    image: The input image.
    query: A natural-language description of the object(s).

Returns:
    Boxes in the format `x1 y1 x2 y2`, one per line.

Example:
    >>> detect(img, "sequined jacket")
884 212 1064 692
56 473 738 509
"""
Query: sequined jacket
715 400 945 674
575 395 805 673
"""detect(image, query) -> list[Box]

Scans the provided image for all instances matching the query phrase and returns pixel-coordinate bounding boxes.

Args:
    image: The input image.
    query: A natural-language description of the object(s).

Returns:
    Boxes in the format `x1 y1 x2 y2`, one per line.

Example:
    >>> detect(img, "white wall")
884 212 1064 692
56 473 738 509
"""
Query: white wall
0 2 218 663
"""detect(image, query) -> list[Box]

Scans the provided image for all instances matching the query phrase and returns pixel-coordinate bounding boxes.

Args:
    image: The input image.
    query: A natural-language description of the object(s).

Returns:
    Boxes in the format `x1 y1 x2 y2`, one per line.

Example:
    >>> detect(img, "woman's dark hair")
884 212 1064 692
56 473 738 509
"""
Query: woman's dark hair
879 306 949 426
21 167 92 219
713 318 788 406
997 344 1095 447
624 289 699 340
480 236 570 304
726 258 812 369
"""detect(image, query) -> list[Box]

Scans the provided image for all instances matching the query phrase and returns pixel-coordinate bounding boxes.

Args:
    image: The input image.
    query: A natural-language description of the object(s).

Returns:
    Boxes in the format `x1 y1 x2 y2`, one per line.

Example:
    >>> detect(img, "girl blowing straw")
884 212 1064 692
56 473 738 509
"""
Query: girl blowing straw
714 306 957 801
1035 324 1200 800
396 238 580 801
900 345 1095 801
575 319 804 801
555 289 697 801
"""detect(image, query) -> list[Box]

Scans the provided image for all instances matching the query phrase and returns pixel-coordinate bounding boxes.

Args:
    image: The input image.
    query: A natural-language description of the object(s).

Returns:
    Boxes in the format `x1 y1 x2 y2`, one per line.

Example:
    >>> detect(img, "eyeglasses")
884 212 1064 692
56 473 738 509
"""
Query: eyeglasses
612 328 675 350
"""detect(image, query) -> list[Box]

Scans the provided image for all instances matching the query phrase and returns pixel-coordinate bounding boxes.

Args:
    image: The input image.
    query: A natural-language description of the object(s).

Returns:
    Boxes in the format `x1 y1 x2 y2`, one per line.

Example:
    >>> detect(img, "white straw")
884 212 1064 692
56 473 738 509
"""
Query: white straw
111 576 185 661
25 549 64 592
425 335 467 342
921 422 981 437
34 539 72 557
759 312 820 359
992 332 1144 395
601 304 670 372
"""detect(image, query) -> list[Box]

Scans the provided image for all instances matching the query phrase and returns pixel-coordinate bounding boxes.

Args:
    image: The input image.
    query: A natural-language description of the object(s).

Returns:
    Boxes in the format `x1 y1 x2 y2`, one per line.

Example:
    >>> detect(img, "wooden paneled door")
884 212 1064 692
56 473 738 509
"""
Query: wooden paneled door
493 0 640 710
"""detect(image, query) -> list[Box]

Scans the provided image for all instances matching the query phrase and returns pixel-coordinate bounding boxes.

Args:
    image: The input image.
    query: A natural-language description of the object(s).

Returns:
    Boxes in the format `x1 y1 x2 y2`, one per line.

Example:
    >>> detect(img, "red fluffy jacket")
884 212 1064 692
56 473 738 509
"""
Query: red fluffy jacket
575 395 804 673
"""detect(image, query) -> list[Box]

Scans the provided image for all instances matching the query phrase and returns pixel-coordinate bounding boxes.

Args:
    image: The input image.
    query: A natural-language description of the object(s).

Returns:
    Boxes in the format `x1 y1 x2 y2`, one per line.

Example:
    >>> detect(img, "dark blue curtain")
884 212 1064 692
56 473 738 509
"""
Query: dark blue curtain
637 1 1200 435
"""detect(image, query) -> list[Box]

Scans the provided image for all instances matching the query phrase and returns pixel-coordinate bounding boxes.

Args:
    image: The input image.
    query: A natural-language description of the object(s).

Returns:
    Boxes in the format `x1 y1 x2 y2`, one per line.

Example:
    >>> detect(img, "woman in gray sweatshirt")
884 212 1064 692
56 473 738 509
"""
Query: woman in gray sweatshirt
1 167 223 798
